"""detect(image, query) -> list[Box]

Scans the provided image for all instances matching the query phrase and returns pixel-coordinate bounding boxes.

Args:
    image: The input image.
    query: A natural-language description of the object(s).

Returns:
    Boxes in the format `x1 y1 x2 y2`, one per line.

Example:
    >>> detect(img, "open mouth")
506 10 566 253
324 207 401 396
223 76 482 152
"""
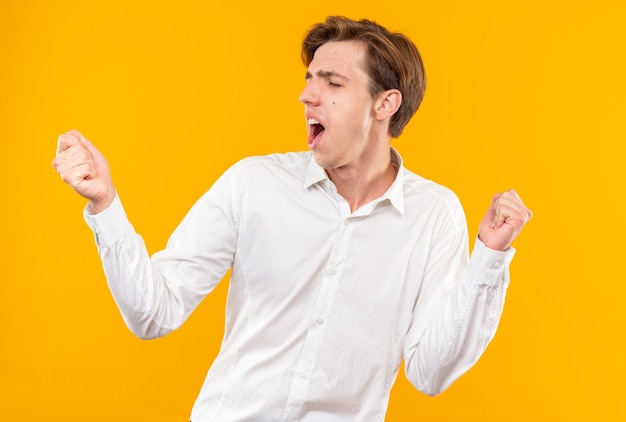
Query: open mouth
307 118 326 147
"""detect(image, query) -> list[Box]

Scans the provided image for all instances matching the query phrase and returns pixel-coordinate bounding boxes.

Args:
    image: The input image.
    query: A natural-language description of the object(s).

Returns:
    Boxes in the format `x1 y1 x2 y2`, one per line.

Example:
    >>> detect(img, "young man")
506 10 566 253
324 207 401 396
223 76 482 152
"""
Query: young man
53 16 532 422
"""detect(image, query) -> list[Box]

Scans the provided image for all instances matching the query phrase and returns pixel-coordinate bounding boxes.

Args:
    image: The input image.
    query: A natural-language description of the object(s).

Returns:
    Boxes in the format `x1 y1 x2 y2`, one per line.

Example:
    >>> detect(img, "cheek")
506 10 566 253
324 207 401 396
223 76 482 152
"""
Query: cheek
347 105 374 129
329 97 373 132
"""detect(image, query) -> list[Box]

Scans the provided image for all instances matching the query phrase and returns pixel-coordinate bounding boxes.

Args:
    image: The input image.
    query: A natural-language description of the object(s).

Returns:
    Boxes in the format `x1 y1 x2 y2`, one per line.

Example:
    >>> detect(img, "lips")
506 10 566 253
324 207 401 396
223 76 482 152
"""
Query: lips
307 117 326 149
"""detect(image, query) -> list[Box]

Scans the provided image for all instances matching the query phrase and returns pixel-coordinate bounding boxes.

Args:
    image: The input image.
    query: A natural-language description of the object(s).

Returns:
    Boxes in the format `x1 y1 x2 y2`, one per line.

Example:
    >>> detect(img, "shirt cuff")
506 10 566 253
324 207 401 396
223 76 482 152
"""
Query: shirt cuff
83 193 132 248
467 237 516 287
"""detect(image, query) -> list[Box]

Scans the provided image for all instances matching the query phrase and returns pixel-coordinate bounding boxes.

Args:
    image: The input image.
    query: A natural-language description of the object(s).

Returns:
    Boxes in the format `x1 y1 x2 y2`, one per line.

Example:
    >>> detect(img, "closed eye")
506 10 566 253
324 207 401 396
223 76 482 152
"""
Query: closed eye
304 70 348 88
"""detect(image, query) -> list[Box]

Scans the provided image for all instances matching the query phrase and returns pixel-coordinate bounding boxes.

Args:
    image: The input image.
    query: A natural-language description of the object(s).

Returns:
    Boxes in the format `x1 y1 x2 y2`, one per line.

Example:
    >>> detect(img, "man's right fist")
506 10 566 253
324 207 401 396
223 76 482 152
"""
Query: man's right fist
53 130 116 214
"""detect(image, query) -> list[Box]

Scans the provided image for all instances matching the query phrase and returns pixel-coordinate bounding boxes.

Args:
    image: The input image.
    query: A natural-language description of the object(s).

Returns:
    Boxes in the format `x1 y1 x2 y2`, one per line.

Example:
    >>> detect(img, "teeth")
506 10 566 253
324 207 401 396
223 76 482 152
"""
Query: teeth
307 118 320 125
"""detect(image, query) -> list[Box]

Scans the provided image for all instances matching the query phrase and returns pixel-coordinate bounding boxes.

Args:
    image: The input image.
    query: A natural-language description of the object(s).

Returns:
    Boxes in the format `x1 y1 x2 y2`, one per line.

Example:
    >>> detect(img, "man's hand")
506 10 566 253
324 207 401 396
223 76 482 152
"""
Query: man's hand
52 130 116 214
478 189 532 251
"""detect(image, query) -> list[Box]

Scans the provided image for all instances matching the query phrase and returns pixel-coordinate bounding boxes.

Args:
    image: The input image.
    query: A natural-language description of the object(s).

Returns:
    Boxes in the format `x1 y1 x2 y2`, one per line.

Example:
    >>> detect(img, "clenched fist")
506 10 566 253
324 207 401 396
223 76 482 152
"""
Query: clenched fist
52 130 116 214
478 189 533 251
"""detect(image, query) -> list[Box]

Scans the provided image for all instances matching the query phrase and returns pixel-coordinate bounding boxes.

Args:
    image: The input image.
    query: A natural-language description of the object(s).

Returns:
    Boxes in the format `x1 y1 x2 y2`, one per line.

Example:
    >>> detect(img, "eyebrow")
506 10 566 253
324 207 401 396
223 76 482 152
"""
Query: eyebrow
304 70 349 81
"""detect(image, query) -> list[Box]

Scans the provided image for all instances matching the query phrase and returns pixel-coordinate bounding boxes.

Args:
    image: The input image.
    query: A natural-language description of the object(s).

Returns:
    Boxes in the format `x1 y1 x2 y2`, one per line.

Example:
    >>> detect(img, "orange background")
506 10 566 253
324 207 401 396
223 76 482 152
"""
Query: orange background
1 1 625 420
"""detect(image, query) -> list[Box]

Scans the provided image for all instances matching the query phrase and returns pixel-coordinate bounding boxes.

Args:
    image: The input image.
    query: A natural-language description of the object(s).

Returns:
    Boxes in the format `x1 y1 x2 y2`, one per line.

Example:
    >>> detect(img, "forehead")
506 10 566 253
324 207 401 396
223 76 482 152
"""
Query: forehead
309 40 368 75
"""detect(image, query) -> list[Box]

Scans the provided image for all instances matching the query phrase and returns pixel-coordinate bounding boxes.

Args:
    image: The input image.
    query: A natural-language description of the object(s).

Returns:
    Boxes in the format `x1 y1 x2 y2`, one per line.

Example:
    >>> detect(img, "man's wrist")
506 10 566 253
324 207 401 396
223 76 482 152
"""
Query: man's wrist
89 190 116 214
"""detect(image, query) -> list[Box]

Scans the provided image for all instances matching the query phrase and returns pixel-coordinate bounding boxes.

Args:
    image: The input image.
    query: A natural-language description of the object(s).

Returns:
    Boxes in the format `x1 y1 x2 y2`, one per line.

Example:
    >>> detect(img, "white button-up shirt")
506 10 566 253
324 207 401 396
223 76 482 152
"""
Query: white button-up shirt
85 149 514 421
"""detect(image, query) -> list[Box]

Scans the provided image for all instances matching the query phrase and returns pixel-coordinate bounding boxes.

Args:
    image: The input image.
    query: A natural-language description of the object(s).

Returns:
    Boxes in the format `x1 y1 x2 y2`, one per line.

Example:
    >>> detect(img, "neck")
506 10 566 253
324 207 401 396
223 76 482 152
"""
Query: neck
326 149 398 213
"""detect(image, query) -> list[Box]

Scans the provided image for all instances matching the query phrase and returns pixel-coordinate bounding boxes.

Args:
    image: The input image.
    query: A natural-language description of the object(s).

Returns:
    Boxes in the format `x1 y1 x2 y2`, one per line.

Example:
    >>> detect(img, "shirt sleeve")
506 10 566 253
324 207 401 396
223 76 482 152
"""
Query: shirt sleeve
84 170 238 339
403 233 515 396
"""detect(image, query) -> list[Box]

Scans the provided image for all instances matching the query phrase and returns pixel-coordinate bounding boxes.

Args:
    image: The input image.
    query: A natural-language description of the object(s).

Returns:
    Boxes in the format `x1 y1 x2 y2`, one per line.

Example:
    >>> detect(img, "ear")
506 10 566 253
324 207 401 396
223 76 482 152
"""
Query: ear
374 89 402 121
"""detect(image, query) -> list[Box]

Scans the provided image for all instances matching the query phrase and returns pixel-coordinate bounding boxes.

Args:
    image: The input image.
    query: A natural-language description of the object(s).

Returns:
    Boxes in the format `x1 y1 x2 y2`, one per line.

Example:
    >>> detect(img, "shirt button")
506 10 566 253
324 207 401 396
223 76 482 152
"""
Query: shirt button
329 268 337 275
299 371 310 380
493 261 502 268
315 319 324 326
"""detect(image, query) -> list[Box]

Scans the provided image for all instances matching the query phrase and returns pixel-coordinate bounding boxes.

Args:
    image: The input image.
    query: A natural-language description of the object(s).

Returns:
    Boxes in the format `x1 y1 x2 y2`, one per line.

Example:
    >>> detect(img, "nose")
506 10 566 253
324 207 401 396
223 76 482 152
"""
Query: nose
299 81 320 106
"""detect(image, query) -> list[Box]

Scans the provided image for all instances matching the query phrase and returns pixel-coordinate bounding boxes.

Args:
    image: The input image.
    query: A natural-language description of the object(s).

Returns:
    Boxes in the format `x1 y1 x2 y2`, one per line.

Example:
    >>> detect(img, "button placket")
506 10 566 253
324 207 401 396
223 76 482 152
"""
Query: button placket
282 218 355 421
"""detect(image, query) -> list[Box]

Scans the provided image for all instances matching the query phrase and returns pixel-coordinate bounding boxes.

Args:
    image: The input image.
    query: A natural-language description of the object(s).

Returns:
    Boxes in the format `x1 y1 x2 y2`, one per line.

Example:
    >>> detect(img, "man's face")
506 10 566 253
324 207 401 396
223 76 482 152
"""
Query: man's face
299 40 379 170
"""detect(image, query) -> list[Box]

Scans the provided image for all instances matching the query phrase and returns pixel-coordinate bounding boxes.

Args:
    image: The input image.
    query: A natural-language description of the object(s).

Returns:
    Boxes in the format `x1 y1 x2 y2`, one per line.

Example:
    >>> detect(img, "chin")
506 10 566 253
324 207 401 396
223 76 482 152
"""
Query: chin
313 153 343 171
312 151 332 169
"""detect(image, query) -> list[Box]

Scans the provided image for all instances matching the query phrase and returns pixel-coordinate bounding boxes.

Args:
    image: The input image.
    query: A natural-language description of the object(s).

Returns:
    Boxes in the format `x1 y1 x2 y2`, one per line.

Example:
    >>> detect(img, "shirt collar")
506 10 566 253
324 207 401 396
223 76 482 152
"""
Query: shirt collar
386 148 405 214
304 148 406 215
304 154 328 188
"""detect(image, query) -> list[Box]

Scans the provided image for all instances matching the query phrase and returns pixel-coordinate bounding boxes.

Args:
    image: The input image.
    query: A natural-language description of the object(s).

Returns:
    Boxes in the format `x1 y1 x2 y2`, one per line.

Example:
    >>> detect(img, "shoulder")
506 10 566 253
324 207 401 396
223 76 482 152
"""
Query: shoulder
217 151 312 194
200 151 312 208
227 151 311 176
403 168 460 204
401 167 467 228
